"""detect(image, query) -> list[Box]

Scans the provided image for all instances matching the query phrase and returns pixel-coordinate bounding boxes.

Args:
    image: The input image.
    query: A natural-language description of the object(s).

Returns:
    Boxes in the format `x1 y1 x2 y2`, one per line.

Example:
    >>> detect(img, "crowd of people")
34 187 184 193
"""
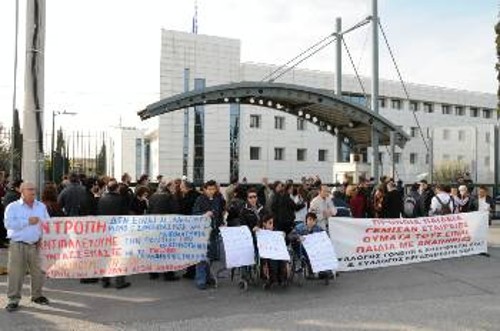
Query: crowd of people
0 170 497 311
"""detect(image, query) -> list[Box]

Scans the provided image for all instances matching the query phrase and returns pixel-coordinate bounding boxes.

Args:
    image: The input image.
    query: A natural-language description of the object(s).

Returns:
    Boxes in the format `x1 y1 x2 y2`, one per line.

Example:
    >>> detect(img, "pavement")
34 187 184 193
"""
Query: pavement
0 223 499 331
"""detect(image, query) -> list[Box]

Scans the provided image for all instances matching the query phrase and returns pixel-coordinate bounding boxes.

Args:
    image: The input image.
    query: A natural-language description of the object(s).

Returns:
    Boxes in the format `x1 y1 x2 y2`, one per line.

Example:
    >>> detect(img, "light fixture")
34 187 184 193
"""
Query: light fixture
348 121 354 128
312 117 318 123
334 127 339 134
326 125 332 131
258 99 264 105
276 103 282 109
235 97 240 103
305 114 311 120
224 97 229 103
249 97 255 104
298 110 304 116
267 100 273 107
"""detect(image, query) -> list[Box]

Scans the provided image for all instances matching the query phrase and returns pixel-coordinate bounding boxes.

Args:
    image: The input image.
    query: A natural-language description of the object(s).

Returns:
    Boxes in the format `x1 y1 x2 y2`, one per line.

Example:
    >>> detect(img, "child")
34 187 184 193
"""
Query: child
289 212 324 274
256 214 288 289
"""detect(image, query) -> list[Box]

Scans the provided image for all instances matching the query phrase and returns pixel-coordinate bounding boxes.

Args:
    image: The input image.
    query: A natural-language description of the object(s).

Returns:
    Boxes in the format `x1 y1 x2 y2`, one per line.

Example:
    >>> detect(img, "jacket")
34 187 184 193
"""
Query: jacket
97 192 128 216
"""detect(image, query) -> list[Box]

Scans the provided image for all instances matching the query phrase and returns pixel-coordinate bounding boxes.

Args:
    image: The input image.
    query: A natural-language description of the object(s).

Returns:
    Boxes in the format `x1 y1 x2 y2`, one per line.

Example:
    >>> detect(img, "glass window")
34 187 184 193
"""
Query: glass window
470 107 479 117
318 149 327 162
443 129 450 140
378 97 386 108
425 154 430 164
250 147 260 160
274 116 285 130
442 105 451 115
274 148 285 161
378 152 384 163
394 153 401 164
423 103 433 113
297 118 306 131
410 127 418 138
455 106 465 116
483 109 492 119
485 156 490 167
486 132 491 143
410 101 419 111
410 153 417 164
297 149 307 161
391 99 402 110
250 114 261 128
458 130 465 141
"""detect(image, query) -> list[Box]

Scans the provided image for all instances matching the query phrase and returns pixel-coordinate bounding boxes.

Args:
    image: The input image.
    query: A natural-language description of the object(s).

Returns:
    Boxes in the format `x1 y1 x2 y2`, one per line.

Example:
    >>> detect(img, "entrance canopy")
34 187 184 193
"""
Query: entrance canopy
138 81 408 148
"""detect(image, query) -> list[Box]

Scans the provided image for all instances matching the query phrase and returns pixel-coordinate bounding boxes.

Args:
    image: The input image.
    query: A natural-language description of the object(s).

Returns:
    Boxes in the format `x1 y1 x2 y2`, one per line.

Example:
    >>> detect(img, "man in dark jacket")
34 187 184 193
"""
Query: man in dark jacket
57 173 88 216
147 180 180 281
192 180 225 290
179 181 200 215
97 179 130 289
1 179 22 247
271 181 296 234
383 182 403 218
416 180 434 217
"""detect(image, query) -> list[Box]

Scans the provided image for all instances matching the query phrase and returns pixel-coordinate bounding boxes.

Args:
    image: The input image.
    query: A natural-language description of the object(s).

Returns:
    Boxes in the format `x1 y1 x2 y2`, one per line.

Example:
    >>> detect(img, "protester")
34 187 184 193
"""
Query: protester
473 185 494 226
349 186 367 218
309 185 336 229
98 179 131 289
457 185 473 213
372 184 385 218
179 181 201 215
41 182 64 217
416 180 434 217
57 173 87 216
4 182 50 312
429 184 456 216
271 181 296 234
130 185 150 215
383 181 403 218
291 185 308 224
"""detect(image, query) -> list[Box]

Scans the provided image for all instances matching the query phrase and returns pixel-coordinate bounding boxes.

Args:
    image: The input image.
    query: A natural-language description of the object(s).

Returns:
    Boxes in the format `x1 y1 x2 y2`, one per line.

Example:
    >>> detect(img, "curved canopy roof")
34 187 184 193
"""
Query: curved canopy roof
138 81 408 148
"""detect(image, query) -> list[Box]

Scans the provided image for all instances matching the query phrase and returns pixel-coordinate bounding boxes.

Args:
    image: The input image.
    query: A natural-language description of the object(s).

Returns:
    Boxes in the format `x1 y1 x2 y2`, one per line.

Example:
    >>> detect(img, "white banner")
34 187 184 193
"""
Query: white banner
220 226 255 268
256 230 290 261
329 211 488 271
302 231 339 273
40 215 211 278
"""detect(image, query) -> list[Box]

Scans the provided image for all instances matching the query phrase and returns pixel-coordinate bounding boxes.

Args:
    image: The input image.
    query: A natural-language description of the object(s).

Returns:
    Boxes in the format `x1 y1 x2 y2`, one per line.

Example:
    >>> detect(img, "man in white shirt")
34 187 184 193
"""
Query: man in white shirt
309 185 337 230
475 185 493 226
3 182 50 312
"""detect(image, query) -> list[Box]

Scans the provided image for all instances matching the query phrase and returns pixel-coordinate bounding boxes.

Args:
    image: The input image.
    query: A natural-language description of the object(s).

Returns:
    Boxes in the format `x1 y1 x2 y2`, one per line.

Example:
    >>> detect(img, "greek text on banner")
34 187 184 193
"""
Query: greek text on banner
39 215 211 278
329 211 488 271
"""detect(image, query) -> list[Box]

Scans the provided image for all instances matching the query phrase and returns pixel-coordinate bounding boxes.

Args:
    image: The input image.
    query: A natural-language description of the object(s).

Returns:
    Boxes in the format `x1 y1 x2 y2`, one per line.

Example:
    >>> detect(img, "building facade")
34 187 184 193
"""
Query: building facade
133 30 498 184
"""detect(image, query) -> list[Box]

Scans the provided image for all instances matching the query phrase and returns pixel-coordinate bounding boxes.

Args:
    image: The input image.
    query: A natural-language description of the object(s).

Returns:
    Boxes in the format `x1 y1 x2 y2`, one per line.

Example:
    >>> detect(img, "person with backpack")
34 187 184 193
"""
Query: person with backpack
403 183 420 218
429 184 456 216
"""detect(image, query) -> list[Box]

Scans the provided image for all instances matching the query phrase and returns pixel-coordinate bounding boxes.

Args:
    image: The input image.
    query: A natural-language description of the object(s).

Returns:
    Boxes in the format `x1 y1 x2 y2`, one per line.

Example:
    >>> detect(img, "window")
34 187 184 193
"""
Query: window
274 148 285 161
250 147 260 160
250 114 261 128
410 101 419 111
486 132 491 143
425 154 430 164
423 103 433 113
483 109 492 119
442 154 450 161
274 116 285 130
471 107 479 117
457 155 465 162
318 149 327 162
378 152 384 163
297 149 307 161
378 97 386 108
394 153 401 164
485 156 490 167
458 130 466 141
442 105 451 115
410 127 418 138
297 118 306 131
443 129 450 140
391 99 402 110
410 153 417 164
455 106 465 116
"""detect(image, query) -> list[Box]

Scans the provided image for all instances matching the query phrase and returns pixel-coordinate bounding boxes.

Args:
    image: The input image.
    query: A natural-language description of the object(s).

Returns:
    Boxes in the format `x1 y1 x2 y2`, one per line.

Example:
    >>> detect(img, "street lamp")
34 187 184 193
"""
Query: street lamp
51 110 77 181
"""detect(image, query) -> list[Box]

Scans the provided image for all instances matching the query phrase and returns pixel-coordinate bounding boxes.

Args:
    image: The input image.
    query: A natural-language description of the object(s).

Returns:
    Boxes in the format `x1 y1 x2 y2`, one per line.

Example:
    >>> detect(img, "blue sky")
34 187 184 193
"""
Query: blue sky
0 0 497 131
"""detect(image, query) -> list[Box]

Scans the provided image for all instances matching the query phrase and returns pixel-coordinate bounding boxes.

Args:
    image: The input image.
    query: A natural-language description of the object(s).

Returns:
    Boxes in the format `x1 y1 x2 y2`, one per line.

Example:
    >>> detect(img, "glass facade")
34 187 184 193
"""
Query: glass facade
193 78 206 185
229 103 240 180
135 138 142 178
182 68 190 177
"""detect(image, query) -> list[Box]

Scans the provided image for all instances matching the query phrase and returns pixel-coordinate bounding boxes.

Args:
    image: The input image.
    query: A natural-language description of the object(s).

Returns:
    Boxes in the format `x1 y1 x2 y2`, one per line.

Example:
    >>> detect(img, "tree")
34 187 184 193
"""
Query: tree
96 142 106 176
0 125 10 173
433 160 470 184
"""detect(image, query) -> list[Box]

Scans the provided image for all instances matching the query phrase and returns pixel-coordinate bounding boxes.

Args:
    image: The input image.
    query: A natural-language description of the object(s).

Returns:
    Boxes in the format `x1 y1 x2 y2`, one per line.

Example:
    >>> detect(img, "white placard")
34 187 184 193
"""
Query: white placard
302 231 339 273
220 226 255 268
256 229 290 261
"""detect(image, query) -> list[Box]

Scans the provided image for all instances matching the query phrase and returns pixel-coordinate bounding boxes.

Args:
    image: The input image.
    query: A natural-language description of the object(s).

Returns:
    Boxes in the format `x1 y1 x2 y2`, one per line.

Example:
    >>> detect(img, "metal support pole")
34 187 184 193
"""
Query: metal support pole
390 131 396 179
51 110 55 181
370 0 380 181
429 131 434 183
10 0 20 180
335 18 342 97
22 0 46 195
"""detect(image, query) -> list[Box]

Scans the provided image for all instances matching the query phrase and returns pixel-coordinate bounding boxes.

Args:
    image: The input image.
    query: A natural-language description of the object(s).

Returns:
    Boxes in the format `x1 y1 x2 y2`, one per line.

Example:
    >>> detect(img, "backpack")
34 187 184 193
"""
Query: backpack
403 195 416 218
435 195 453 215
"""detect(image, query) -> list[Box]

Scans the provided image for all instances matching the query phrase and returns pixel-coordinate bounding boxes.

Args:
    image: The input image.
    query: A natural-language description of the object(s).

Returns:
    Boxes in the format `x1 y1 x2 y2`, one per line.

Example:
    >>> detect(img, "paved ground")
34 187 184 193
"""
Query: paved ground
0 224 499 331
